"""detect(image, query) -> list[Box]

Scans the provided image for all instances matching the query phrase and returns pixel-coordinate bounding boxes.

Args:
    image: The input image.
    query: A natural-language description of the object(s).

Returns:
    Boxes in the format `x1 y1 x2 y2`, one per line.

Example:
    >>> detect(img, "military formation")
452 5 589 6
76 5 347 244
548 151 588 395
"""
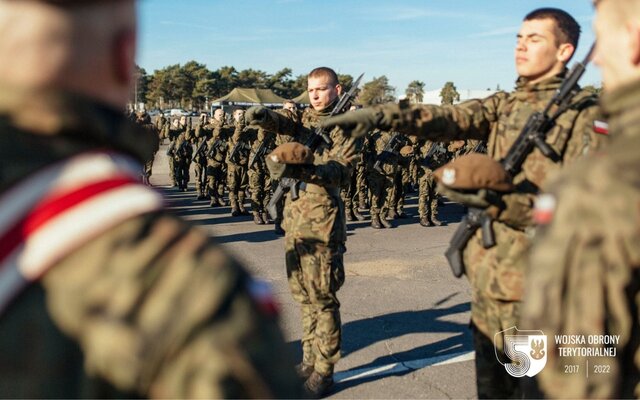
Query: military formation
3 0 640 399
142 108 485 234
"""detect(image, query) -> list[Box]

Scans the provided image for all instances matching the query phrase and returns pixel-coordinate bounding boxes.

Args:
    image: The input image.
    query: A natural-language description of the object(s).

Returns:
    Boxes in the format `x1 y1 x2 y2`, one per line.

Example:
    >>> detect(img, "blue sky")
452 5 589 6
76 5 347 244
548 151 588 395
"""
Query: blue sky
137 1 600 95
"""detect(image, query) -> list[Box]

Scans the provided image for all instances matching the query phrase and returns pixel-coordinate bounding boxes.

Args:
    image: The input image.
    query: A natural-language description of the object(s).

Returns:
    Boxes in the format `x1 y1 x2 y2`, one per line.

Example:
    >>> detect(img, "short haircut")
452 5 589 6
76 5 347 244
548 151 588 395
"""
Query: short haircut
308 67 339 86
524 8 581 49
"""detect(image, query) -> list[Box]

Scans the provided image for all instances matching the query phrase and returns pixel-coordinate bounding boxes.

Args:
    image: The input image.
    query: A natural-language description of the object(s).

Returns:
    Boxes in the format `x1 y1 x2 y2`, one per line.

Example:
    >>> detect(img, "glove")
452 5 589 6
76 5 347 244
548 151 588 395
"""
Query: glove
321 107 387 138
244 106 269 127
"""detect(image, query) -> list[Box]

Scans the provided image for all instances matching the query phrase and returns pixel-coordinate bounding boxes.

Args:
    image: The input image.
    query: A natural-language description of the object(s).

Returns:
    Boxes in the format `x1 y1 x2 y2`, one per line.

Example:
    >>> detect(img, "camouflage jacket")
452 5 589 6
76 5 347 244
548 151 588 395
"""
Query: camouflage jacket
205 119 229 168
376 72 607 305
521 78 640 399
0 89 301 398
260 102 362 244
226 120 254 167
365 129 407 176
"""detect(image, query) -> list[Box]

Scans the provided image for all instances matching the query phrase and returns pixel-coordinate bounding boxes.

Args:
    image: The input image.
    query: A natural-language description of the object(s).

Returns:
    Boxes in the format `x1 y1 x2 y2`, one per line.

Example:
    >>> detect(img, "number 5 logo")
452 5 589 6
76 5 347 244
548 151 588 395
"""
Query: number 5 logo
495 327 547 378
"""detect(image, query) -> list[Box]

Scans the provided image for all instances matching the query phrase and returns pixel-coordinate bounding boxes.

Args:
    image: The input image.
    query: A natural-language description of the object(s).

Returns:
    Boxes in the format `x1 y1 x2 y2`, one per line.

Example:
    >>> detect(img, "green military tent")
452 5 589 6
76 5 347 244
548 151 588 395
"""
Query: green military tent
292 91 310 105
210 88 288 107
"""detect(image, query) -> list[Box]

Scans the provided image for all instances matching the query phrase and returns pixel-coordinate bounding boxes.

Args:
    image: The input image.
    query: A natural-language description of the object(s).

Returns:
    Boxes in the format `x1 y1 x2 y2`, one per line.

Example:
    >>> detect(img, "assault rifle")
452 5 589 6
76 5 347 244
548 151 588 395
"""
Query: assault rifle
194 137 208 159
266 73 364 220
165 140 176 156
445 43 595 278
249 140 269 169
373 132 403 174
229 139 251 163
421 142 448 169
207 139 226 158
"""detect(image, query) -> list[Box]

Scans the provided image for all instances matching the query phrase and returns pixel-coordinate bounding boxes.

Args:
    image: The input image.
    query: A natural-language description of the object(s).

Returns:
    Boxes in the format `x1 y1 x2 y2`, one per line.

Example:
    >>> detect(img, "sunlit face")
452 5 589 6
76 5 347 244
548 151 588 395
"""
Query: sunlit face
213 109 224 121
515 18 571 83
283 102 296 112
233 109 244 122
593 1 631 91
307 75 341 111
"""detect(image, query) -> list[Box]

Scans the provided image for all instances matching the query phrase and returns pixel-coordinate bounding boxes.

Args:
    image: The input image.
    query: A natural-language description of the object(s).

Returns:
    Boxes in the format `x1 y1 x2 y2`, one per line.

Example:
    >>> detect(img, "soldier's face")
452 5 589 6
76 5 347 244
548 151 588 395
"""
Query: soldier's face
307 75 341 111
234 110 244 122
283 103 295 112
515 18 573 83
214 109 224 121
593 0 638 92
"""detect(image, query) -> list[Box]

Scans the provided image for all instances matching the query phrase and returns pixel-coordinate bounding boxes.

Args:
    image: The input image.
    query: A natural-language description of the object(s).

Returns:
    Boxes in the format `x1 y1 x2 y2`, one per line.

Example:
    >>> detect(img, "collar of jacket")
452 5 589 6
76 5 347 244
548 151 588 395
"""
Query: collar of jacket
0 87 157 163
308 96 342 118
601 77 640 139
513 69 568 96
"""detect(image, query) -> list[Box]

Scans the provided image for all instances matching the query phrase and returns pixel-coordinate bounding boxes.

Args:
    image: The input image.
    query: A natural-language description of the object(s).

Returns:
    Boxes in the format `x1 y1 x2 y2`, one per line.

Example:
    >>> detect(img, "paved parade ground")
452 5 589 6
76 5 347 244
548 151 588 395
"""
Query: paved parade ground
151 145 477 399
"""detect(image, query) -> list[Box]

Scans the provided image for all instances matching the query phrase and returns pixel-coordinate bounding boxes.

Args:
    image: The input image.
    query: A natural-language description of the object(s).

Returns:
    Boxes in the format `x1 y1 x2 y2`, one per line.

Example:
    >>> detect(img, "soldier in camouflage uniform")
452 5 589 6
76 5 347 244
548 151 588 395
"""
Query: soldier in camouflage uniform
155 113 168 144
271 101 299 235
169 117 193 192
206 109 230 207
245 67 362 397
416 140 447 227
324 8 607 398
165 118 182 187
227 109 252 216
0 1 302 398
521 1 640 397
366 129 401 229
193 114 211 199
135 111 158 186
248 128 276 224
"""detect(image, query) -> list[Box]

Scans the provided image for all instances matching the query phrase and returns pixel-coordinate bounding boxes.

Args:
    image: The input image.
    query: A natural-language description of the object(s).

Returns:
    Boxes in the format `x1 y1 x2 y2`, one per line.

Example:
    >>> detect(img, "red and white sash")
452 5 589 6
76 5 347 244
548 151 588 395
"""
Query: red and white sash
0 152 163 314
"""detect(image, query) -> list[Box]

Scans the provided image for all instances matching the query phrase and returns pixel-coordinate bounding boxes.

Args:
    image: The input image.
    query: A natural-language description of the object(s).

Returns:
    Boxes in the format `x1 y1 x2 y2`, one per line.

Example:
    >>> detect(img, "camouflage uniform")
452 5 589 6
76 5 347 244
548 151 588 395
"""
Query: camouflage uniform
366 130 400 228
248 128 276 223
255 102 362 378
362 73 606 398
205 118 229 207
417 140 448 226
166 119 182 186
0 91 302 398
135 112 158 185
521 79 639 399
227 117 252 215
193 116 211 199
171 130 192 191
272 109 299 232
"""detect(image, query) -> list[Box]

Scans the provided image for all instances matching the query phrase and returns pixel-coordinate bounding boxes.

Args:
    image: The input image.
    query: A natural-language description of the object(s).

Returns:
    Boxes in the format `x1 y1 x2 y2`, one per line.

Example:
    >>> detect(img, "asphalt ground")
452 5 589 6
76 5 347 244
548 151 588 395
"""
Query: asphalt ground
151 144 477 399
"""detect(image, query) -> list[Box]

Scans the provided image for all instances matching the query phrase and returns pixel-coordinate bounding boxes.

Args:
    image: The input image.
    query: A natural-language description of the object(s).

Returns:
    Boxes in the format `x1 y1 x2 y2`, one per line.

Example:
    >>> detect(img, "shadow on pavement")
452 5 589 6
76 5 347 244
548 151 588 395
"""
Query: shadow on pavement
287 300 472 393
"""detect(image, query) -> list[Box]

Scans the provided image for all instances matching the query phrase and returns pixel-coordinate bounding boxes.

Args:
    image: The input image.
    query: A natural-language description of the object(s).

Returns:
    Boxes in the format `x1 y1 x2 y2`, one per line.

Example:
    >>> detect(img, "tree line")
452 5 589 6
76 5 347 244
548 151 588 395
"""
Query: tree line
133 61 466 110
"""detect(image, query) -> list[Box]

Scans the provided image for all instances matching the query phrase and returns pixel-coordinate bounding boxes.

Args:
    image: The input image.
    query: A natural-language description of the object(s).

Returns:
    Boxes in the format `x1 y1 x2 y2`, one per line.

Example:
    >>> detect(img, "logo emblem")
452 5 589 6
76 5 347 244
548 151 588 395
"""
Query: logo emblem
495 327 547 378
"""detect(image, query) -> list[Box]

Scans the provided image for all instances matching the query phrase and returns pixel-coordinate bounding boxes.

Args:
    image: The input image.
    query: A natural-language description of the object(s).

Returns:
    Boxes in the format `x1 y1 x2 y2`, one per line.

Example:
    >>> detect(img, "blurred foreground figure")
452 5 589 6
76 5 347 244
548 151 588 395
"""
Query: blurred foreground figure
521 0 640 397
0 1 301 398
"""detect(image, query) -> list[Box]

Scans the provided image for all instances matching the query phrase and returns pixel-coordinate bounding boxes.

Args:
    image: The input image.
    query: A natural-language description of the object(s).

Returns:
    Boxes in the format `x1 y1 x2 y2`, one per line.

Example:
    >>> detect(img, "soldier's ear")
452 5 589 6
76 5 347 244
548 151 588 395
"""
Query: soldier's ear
556 43 575 64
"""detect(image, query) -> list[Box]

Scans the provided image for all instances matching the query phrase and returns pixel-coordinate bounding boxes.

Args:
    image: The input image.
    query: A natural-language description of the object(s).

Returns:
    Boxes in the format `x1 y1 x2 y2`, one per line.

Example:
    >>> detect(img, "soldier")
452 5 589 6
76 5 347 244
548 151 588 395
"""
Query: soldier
165 118 181 187
324 8 607 398
248 127 276 224
193 114 212 200
135 111 158 186
271 101 299 235
169 116 192 192
417 140 448 227
366 130 402 229
0 0 302 398
245 67 362 397
227 108 252 216
155 112 168 144
520 0 640 398
206 109 230 207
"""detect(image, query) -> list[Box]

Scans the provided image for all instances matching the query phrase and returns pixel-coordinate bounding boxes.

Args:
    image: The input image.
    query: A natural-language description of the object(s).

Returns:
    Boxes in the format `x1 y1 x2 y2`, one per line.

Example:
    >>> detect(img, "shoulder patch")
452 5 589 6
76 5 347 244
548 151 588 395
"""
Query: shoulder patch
533 194 557 225
593 120 609 135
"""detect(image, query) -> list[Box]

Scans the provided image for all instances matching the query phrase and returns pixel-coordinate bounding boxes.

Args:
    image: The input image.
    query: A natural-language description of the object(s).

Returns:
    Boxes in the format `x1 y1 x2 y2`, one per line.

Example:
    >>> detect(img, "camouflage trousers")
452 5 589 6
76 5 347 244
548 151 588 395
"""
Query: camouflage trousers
248 165 271 213
340 168 358 212
227 164 248 206
418 167 438 219
471 297 523 399
193 160 207 196
206 164 225 200
355 163 368 209
367 172 394 218
173 157 190 190
387 170 406 214
168 155 176 185
285 238 345 376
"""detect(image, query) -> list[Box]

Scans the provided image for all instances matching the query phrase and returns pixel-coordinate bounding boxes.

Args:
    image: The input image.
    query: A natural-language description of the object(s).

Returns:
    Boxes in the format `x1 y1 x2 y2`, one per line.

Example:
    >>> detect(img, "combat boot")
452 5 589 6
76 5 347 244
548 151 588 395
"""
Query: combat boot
358 193 368 211
396 210 408 219
274 222 285 235
371 214 382 229
387 209 397 220
209 197 218 207
380 215 393 229
295 363 315 380
430 215 445 226
253 212 264 225
420 216 434 227
304 371 334 398
238 201 249 215
353 208 366 221
261 212 271 224
231 202 240 217
345 208 355 222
